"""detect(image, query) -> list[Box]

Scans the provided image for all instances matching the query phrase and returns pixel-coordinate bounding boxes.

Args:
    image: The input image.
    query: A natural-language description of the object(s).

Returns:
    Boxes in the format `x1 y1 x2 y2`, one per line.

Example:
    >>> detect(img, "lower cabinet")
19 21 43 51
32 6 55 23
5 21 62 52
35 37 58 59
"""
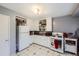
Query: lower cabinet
33 35 51 48
33 35 39 44
33 35 64 53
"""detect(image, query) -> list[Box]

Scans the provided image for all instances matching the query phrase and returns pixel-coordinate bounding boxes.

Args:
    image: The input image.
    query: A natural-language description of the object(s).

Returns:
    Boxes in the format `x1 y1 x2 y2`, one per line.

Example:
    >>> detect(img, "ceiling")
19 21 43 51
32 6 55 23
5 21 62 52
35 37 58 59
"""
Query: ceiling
0 3 78 19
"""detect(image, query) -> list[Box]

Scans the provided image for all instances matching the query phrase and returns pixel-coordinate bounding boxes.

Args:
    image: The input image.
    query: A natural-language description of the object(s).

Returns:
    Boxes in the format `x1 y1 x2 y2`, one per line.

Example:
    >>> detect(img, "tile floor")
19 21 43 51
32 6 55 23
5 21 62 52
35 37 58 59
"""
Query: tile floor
17 44 75 56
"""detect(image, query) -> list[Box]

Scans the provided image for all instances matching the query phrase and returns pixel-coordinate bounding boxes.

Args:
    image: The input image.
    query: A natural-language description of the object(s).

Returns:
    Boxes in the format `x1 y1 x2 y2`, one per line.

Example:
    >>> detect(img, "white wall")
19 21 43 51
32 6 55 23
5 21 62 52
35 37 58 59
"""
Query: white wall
76 18 79 28
33 17 53 31
26 18 34 31
46 17 53 31
53 16 79 33
32 19 40 31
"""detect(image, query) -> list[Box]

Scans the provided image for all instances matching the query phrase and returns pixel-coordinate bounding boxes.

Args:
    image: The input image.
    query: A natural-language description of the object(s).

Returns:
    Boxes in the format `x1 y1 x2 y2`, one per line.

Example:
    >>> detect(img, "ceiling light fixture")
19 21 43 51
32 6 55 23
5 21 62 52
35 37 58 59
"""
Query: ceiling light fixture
32 6 41 15
34 8 40 15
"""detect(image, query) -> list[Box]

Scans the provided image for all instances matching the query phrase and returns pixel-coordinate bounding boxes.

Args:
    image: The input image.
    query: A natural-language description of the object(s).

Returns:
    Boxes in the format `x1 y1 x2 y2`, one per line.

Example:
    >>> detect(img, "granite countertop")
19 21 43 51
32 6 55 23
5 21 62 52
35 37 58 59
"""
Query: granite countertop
30 31 52 37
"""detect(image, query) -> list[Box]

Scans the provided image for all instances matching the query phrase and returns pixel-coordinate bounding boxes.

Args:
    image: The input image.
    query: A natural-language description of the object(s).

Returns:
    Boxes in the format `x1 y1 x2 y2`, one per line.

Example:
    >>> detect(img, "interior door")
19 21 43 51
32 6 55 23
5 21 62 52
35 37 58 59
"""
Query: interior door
0 14 10 56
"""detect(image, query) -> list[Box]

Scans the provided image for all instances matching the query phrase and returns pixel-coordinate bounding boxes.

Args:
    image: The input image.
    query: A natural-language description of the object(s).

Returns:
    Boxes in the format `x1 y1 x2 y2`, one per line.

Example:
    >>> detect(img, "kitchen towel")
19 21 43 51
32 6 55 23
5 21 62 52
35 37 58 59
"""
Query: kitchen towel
54 39 58 49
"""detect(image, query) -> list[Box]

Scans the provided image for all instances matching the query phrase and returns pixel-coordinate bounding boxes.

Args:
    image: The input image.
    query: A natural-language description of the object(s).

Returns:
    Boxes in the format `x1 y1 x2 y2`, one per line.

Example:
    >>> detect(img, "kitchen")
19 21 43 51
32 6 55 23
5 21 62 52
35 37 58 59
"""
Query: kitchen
16 16 79 55
0 3 79 56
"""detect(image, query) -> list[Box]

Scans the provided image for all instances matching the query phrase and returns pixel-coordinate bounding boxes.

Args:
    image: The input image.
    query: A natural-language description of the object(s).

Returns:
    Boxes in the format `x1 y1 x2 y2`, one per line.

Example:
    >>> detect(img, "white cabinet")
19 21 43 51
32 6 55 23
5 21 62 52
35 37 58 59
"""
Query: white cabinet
38 36 51 48
33 35 40 44
43 37 51 48
33 35 51 48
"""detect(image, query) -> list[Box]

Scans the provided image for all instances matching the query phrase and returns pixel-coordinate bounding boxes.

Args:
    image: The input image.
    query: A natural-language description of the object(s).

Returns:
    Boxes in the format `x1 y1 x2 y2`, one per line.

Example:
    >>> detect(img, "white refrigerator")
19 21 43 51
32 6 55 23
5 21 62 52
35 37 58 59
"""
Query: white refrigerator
17 26 32 51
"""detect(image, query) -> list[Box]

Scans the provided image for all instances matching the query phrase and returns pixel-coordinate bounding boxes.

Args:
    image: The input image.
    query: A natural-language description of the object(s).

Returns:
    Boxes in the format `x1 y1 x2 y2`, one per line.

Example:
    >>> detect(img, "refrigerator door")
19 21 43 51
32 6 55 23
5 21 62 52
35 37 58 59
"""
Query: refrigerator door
18 33 30 51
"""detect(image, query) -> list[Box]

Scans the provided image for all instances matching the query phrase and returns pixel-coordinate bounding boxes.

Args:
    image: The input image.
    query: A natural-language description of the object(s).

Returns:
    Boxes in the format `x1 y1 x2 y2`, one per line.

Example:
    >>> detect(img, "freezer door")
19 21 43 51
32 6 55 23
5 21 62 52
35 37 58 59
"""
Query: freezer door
19 26 29 32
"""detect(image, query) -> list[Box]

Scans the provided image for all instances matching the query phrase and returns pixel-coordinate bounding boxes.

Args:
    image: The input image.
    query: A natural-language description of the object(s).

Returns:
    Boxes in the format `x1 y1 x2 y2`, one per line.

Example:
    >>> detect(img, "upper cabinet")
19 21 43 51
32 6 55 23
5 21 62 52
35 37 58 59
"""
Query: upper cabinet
39 17 53 31
16 16 26 26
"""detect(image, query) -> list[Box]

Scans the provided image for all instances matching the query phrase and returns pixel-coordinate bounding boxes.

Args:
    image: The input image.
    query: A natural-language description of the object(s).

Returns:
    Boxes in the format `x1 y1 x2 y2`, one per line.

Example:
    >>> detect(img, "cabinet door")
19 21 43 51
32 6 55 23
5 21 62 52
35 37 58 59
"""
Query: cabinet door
37 36 44 45
33 35 51 48
45 37 51 48
34 36 51 48
29 36 33 44
33 35 40 44
0 14 10 56
40 36 51 48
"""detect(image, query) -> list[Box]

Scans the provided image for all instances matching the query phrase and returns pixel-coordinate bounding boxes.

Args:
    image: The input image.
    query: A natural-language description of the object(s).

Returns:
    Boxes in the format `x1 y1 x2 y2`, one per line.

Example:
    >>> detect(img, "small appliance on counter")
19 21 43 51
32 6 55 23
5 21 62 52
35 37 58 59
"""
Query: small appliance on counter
50 32 65 53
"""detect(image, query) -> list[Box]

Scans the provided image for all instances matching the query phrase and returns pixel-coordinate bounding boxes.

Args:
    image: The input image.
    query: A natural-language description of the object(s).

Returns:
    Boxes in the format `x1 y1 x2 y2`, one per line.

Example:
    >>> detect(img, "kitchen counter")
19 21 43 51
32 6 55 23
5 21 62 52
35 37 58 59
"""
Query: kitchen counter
30 31 52 37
